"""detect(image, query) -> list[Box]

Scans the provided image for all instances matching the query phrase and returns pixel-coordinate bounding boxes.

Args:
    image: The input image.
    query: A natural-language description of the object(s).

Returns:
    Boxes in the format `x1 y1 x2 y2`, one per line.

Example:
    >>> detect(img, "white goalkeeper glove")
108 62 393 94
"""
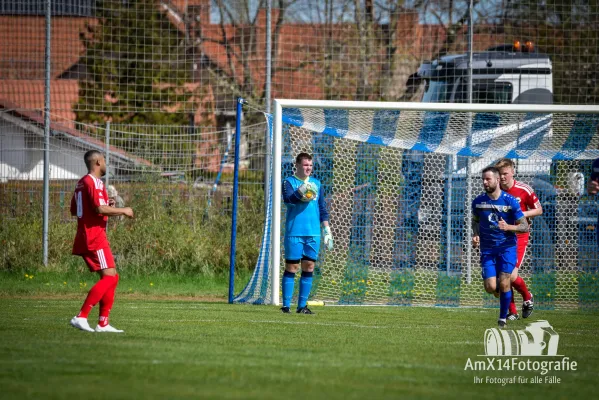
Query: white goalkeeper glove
298 182 310 196
298 182 317 201
322 226 333 251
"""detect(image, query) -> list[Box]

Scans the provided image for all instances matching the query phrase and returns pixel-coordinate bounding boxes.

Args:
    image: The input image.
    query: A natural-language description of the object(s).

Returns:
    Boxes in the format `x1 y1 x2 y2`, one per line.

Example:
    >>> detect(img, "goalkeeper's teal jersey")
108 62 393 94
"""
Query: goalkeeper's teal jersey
283 175 327 237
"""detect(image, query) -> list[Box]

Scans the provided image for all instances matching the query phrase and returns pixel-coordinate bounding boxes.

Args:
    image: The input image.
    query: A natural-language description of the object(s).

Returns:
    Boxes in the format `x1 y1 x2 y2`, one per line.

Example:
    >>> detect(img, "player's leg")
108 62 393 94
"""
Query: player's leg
511 237 534 318
481 252 497 295
297 237 319 314
70 250 117 332
282 236 301 313
482 251 503 325
95 248 123 332
497 247 517 328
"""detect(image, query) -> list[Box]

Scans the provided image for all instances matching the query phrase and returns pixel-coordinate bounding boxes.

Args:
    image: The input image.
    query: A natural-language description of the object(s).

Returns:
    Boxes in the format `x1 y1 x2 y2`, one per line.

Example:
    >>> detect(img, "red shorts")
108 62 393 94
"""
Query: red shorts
516 235 529 269
81 247 115 272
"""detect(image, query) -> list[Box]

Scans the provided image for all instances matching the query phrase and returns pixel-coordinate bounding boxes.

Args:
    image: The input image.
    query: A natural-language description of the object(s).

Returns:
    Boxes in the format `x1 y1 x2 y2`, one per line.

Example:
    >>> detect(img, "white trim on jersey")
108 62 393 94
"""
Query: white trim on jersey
513 181 534 196
88 174 104 190
514 180 542 209
97 249 108 269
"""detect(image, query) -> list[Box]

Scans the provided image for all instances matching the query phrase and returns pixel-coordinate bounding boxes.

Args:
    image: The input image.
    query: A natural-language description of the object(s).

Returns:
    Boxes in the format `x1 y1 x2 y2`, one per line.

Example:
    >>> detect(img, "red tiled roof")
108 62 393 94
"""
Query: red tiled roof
0 16 97 79
0 79 79 128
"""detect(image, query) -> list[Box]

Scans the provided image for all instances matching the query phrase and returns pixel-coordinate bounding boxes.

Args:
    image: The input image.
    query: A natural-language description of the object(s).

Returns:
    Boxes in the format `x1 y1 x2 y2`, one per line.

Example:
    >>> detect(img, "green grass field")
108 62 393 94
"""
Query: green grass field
0 273 598 400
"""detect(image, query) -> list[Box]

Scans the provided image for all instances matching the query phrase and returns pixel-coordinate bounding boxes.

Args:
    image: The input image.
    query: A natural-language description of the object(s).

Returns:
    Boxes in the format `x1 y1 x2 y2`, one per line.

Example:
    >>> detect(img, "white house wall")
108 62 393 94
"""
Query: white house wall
0 118 87 182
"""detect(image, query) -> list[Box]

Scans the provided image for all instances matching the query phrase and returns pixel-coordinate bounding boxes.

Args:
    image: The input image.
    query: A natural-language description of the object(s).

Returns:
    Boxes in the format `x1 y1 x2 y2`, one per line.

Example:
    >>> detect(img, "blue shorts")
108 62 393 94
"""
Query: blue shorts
284 236 320 262
480 246 517 280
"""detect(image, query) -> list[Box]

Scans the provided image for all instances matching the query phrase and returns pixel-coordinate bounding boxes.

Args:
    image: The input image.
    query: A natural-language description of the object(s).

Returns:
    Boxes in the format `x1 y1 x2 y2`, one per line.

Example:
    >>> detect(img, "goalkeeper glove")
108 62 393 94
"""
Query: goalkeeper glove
298 182 317 201
322 226 334 251
298 182 310 196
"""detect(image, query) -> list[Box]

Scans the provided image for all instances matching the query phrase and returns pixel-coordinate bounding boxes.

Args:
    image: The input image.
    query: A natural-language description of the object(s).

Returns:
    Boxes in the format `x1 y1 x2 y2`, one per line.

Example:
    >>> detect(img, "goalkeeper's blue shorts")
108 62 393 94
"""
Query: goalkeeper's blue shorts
284 235 320 262
480 245 516 280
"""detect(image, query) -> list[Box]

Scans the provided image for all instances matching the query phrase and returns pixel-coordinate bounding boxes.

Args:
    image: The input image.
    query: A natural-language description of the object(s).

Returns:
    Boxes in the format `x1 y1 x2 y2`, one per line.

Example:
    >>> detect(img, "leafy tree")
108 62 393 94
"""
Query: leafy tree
75 0 195 125
502 0 599 104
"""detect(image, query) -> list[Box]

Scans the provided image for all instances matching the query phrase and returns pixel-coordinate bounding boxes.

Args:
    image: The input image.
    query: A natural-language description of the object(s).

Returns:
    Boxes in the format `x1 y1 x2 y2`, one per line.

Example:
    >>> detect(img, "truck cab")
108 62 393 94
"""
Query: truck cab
418 43 552 105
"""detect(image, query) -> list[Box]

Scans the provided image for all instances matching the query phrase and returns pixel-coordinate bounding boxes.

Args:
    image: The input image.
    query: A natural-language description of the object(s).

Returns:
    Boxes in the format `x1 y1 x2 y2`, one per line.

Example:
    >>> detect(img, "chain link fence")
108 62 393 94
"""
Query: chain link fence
1 0 598 273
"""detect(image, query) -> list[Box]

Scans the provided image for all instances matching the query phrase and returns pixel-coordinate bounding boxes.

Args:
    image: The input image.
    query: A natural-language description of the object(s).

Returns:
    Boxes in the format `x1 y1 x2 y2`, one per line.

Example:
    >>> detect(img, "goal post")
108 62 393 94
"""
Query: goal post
235 99 599 309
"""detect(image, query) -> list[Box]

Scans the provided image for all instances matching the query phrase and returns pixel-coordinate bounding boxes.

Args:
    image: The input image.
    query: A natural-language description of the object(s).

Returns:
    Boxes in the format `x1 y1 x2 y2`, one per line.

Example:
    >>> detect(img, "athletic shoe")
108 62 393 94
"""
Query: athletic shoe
497 319 507 329
522 295 534 319
280 306 291 314
507 312 520 321
95 324 124 333
70 316 94 332
296 307 314 314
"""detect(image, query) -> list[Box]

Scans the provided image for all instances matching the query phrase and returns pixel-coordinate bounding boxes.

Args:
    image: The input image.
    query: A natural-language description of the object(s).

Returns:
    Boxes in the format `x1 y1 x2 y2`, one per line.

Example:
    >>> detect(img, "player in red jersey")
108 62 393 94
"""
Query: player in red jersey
69 150 134 333
495 159 542 320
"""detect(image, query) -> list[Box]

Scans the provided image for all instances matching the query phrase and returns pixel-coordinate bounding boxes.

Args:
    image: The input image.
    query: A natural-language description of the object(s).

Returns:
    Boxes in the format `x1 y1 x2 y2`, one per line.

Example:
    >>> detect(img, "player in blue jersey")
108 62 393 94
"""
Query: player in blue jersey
281 153 333 314
472 166 529 328
587 157 599 249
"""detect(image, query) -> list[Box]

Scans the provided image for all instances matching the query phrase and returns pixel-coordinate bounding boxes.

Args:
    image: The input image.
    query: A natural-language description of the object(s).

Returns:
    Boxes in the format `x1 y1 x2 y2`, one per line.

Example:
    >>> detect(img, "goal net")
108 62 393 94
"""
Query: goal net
235 101 599 310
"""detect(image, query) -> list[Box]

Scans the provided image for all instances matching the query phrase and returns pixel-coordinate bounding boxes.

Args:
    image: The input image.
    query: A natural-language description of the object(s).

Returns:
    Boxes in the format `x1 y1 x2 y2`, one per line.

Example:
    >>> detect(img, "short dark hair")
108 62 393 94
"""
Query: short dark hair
84 150 103 170
295 152 312 164
482 166 499 176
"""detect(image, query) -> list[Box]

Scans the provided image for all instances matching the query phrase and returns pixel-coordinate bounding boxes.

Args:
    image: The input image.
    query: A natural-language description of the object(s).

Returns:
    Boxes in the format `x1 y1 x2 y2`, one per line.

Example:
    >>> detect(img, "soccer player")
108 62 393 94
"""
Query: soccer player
495 159 541 320
472 166 529 328
281 153 333 314
587 157 599 249
69 150 134 333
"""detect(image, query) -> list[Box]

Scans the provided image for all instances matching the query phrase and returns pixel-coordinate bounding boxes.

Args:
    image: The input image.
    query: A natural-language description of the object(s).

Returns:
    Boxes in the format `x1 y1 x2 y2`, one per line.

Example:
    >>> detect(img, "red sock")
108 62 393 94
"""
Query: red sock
509 290 518 315
77 275 117 319
99 274 119 327
512 276 532 301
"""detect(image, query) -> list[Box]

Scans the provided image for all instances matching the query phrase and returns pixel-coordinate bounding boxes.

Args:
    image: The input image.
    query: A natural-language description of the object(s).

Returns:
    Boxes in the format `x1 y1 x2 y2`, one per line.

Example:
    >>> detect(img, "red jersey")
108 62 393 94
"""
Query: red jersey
503 180 541 238
70 174 109 254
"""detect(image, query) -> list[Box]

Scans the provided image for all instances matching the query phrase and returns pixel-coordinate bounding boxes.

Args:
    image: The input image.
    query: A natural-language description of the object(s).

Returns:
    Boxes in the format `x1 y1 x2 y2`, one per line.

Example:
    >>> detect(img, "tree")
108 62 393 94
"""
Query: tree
501 0 599 104
75 0 196 125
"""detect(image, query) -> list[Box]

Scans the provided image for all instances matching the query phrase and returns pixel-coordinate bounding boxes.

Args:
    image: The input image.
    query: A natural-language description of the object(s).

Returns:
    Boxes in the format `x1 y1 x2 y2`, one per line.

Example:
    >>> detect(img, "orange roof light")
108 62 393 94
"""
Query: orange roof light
525 41 534 52
513 40 522 52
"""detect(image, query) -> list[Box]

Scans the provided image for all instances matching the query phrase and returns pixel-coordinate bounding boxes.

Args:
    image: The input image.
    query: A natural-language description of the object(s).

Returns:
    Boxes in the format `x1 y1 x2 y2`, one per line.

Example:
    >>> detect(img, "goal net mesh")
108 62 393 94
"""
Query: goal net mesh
235 105 599 310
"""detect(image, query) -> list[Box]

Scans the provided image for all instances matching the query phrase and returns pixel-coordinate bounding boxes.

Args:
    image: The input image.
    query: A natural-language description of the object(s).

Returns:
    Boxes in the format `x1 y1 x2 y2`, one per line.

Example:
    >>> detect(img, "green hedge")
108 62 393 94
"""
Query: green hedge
1 182 264 275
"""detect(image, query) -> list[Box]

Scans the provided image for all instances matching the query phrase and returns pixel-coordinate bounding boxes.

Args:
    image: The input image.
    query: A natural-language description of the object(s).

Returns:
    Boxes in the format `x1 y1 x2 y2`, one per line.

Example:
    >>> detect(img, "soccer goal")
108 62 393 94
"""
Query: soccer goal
234 100 599 310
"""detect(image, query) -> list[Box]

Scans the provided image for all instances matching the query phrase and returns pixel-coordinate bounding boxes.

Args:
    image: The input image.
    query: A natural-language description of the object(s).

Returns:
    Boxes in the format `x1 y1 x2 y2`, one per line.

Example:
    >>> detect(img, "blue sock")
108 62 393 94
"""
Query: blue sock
499 290 512 320
298 271 313 309
282 271 295 308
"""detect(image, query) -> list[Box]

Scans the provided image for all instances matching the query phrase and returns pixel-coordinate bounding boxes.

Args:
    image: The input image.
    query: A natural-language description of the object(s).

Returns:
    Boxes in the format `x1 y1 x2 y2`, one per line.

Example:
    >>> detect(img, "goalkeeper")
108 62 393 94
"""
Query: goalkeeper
281 152 333 314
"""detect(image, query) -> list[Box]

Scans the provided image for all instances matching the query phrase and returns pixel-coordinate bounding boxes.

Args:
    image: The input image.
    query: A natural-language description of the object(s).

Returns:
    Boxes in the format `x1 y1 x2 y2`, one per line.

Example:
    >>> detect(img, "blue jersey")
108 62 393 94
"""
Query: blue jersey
472 191 525 251
282 175 329 237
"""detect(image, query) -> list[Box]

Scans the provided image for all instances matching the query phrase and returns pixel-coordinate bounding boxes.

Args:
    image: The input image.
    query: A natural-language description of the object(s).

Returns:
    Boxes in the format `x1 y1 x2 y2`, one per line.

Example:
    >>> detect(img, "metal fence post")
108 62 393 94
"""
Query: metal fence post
42 0 52 266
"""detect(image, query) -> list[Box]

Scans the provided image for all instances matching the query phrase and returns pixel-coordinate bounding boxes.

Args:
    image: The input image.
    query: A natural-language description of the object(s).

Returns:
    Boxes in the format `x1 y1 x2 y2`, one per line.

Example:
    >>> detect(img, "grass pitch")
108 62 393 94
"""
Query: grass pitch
0 295 598 400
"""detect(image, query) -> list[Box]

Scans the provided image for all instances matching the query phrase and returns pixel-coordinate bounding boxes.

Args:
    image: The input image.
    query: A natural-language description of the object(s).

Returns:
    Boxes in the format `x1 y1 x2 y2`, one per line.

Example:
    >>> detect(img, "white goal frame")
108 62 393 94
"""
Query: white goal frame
270 99 599 306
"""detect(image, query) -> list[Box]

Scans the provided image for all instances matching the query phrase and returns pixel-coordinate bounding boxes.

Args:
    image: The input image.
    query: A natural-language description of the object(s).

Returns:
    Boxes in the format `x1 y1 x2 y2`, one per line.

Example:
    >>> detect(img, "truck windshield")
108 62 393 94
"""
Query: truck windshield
422 80 455 103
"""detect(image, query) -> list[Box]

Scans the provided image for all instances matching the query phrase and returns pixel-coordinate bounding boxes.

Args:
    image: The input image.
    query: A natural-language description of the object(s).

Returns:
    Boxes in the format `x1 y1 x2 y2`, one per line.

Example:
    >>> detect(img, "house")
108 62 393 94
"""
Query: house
0 0 502 179
0 99 152 182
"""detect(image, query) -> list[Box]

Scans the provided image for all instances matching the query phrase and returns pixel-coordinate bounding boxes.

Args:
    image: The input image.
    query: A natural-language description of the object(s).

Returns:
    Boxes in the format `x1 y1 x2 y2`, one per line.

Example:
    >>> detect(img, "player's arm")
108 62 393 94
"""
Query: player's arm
588 161 599 195
471 214 480 236
511 216 529 233
282 180 303 204
96 205 134 218
318 190 329 224
318 189 333 250
85 178 134 218
523 191 543 218
498 214 529 232
471 213 480 247
523 207 542 218
498 199 528 232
